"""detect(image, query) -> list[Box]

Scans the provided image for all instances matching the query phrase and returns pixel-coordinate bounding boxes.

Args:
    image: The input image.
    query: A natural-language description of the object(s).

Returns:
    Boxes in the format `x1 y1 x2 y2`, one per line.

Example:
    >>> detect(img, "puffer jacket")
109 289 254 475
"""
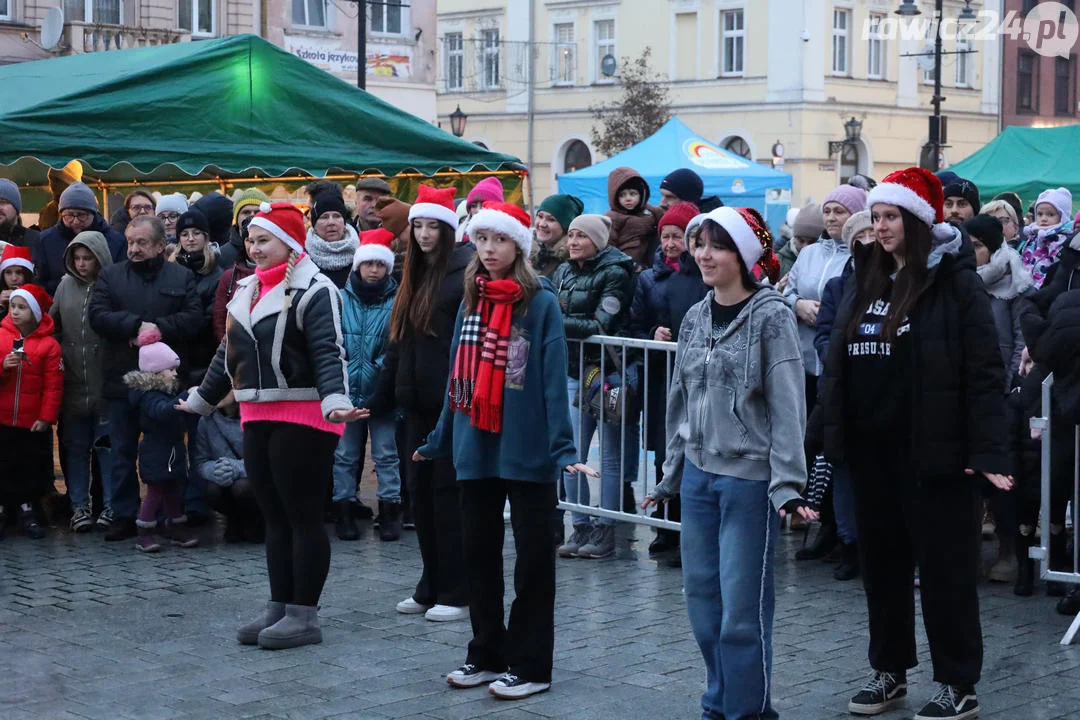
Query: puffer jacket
603 166 663 268
123 370 187 484
653 287 807 511
341 272 397 408
50 231 115 418
35 214 126 295
783 235 850 376
185 255 351 418
0 313 64 428
818 223 1008 478
552 245 635 378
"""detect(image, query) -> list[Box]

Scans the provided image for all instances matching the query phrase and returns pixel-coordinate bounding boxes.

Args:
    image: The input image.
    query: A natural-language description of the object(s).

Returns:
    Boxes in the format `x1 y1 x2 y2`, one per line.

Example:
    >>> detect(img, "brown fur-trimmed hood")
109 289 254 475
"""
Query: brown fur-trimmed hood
122 370 180 394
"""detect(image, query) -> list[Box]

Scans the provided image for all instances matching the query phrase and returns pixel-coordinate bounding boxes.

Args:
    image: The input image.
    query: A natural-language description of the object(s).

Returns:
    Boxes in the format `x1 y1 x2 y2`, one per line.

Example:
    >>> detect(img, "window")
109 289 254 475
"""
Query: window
553 23 575 85
179 0 214 35
832 9 850 75
840 144 859 184
1056 55 1075 115
371 0 404 35
481 28 500 89
64 0 122 24
955 39 971 87
0 0 9 20
1018 51 1038 112
594 19 615 81
292 0 324 27
445 33 463 91
867 13 885 79
723 136 751 159
563 140 592 173
720 9 744 76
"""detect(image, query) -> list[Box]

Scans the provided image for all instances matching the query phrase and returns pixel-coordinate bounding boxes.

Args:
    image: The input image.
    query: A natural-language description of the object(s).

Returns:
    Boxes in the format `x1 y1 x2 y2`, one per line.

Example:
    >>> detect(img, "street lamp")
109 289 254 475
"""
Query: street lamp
828 116 862 157
449 105 468 138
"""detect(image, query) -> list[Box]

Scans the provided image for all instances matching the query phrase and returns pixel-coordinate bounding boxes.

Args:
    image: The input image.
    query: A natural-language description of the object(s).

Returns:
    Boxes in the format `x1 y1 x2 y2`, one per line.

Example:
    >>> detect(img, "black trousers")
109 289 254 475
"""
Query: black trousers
849 443 983 686
0 425 53 505
206 478 262 532
243 421 338 607
406 408 467 607
460 478 557 682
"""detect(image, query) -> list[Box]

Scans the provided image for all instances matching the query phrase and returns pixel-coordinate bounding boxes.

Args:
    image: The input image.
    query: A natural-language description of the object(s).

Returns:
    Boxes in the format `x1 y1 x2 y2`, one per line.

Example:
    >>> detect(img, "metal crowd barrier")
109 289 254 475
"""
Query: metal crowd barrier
559 335 681 531
1031 372 1080 645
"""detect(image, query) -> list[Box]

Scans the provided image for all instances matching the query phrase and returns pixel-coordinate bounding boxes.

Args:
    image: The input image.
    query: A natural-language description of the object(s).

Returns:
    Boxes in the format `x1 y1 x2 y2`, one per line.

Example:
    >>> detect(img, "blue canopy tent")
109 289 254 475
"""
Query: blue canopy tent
557 117 792 230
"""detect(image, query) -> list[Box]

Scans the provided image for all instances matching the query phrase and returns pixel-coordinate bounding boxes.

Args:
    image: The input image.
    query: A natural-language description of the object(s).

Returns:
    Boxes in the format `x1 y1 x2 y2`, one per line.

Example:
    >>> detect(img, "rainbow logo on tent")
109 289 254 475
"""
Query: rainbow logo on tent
684 139 749 170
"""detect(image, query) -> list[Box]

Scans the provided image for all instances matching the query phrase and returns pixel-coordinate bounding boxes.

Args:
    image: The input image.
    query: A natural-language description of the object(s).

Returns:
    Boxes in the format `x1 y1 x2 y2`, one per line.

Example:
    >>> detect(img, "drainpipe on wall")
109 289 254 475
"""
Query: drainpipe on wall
525 0 536 213
258 0 268 38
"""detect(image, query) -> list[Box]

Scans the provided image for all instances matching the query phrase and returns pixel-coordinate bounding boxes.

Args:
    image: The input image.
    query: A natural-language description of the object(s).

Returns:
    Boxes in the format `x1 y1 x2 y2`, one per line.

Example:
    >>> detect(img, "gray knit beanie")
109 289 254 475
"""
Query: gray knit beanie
59 182 99 212
792 203 825 239
0 179 21 213
568 214 612 251
840 210 873 250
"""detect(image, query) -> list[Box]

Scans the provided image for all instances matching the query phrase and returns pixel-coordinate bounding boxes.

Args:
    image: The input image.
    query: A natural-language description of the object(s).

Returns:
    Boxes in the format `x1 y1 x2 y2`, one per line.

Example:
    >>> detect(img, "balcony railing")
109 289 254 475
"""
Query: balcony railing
64 22 190 54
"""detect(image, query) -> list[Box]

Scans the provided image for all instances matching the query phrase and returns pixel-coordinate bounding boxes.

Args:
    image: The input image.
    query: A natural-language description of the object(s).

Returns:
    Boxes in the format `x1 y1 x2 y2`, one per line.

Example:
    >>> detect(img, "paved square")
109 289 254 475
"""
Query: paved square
1 513 1078 719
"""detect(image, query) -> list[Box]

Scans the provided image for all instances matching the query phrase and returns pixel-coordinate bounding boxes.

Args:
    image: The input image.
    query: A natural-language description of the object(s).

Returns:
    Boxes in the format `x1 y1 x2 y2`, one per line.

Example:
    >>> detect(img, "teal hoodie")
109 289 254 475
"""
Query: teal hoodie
418 279 577 483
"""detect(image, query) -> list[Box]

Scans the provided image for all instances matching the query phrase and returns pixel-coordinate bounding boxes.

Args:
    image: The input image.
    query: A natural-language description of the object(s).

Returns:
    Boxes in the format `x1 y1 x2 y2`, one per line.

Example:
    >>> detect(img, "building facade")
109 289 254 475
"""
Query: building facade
436 0 1003 206
1000 0 1080 129
0 0 436 121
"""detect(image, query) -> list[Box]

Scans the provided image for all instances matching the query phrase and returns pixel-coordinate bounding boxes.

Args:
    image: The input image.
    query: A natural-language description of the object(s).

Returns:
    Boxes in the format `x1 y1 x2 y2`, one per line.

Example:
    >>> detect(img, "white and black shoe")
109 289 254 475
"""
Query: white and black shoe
914 684 979 720
446 663 503 688
488 673 551 699
848 671 907 715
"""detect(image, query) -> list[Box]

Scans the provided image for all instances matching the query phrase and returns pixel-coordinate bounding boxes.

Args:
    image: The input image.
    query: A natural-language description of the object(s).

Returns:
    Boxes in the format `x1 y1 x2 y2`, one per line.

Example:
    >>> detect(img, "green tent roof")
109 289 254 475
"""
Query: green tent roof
945 125 1080 207
0 34 522 185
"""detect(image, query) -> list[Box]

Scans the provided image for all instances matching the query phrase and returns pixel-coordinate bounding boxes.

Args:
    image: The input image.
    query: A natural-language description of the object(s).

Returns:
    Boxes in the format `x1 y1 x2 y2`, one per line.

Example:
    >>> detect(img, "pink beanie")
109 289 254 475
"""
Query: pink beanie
823 184 868 215
139 342 181 373
467 177 504 206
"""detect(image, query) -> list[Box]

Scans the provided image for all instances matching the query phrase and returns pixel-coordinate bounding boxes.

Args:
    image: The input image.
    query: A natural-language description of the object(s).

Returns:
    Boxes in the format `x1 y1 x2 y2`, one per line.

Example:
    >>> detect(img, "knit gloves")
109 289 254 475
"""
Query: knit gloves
211 458 245 487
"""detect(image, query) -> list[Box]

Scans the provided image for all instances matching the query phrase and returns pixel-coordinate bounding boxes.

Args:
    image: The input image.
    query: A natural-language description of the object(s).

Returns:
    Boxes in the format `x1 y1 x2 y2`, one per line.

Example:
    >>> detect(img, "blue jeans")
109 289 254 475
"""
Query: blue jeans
832 463 858 544
562 377 639 527
333 415 401 503
681 461 779 720
107 399 142 519
62 411 113 511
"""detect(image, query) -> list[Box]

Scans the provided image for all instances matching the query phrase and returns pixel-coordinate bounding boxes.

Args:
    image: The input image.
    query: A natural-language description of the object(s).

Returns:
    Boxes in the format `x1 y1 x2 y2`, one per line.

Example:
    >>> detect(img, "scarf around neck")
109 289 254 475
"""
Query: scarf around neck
305 225 359 271
448 276 524 433
977 244 1033 300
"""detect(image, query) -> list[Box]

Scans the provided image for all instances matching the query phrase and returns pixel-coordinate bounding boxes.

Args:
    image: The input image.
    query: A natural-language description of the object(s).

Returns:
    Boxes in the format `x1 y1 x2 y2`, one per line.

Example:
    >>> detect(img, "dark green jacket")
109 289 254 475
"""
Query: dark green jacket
552 245 635 377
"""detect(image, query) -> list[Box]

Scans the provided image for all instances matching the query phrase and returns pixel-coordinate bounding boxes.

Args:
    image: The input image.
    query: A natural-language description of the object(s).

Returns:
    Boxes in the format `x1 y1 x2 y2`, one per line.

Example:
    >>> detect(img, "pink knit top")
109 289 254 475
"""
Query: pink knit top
238 256 344 437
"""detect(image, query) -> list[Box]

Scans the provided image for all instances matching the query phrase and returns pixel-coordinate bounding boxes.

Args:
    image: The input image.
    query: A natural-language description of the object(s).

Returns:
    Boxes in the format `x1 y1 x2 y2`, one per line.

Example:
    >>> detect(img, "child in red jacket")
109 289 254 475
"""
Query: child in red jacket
0 284 63 539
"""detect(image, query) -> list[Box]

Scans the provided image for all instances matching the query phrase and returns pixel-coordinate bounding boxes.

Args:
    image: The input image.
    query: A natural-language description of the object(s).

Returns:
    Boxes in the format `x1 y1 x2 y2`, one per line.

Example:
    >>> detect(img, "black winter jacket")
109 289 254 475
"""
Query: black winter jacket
88 255 203 400
814 258 854 364
217 226 246 270
552 245 635 378
818 224 1008 478
186 255 351 419
36 214 126 295
0 222 39 250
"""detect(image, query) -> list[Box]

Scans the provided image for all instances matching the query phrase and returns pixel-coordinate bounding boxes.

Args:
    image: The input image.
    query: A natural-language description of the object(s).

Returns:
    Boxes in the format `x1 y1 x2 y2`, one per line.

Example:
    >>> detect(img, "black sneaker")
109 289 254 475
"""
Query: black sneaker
848 671 907 715
104 517 137 542
446 663 503 688
19 509 45 540
488 672 551 699
914 684 979 720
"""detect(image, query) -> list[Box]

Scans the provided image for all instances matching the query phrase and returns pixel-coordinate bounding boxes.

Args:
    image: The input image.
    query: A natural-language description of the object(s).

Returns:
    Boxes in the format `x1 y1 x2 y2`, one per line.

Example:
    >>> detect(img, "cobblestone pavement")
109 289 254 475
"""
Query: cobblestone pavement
1 509 1079 720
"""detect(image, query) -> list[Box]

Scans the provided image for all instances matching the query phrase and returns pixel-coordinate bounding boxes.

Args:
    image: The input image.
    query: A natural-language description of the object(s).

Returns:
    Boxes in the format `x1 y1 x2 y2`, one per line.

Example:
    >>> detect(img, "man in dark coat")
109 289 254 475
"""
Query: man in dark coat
89 216 203 541
35 182 126 295
0 179 40 251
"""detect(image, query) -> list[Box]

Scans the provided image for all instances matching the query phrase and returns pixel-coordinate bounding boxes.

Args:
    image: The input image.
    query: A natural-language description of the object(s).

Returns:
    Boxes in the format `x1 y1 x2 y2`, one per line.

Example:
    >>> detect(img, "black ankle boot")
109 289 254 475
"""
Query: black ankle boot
1058 586 1080 616
335 500 359 541
833 542 860 581
378 500 402 542
1014 533 1035 597
796 521 838 561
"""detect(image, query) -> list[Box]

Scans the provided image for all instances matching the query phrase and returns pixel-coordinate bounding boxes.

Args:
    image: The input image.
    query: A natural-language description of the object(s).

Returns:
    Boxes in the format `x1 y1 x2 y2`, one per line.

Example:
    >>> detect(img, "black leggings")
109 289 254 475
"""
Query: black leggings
244 421 339 607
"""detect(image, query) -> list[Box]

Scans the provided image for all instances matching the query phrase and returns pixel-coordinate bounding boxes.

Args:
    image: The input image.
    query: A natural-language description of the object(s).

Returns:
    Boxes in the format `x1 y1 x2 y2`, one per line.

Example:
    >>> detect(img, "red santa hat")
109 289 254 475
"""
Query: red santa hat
353 228 396 271
0 244 33 274
407 185 459 230
866 167 944 228
249 201 307 254
468 201 534 257
703 206 781 284
10 283 52 322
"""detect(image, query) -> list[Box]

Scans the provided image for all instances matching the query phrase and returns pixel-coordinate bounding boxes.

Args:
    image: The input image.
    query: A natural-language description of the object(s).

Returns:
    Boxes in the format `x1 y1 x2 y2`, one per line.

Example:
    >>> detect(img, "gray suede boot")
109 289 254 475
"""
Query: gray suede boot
237 601 286 645
257 604 322 650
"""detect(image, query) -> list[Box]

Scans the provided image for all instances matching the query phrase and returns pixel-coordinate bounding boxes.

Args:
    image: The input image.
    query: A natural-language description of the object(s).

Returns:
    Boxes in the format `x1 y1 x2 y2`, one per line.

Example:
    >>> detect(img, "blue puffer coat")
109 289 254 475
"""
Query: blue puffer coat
341 272 397 408
123 370 188 485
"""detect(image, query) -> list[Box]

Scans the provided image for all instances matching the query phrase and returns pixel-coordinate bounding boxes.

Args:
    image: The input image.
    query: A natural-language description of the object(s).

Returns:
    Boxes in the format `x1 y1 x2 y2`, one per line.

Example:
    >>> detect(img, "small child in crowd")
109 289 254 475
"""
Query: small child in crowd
0 284 63 539
123 341 196 553
1019 187 1073 288
604 166 662 269
0 245 35 321
194 391 262 543
334 229 403 541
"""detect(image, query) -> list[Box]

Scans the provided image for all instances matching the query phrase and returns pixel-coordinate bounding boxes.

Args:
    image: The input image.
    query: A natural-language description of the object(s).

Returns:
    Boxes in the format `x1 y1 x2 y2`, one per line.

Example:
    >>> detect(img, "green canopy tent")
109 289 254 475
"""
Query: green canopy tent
0 34 525 211
945 125 1080 210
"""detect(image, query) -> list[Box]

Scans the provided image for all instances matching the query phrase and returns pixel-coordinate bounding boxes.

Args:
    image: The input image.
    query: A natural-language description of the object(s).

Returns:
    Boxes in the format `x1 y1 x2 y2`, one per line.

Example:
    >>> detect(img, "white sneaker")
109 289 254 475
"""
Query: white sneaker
425 604 469 622
396 597 432 614
489 673 551 699
447 663 503 688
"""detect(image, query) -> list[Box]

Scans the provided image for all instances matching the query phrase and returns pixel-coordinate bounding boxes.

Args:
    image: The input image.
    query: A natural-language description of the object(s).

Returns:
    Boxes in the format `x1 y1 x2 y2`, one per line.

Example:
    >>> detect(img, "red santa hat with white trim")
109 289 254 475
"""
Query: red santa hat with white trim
0 244 33 274
353 228 396 271
468 201 534 257
407 185 459 230
866 167 945 228
10 284 52 322
249 201 307 254
703 206 781 284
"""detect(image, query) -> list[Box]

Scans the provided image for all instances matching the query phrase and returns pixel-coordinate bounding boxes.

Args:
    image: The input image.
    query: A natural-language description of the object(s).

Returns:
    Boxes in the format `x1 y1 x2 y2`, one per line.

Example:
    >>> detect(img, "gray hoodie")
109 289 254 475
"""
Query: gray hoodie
655 286 807 511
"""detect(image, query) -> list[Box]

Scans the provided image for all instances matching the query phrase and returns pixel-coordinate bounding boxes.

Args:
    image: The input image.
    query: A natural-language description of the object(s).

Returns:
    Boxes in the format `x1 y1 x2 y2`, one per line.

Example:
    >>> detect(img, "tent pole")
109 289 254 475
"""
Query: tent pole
357 0 367 90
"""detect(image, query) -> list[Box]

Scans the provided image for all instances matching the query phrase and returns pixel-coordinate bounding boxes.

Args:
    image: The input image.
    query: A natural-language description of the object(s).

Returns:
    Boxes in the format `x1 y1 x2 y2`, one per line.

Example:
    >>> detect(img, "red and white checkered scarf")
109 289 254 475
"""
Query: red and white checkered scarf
449 275 523 433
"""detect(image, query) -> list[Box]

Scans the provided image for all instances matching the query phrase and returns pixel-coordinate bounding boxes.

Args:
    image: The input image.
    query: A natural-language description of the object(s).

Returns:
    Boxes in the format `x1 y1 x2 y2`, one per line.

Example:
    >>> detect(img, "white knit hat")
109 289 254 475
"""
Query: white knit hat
1036 187 1072 224
155 193 188 216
